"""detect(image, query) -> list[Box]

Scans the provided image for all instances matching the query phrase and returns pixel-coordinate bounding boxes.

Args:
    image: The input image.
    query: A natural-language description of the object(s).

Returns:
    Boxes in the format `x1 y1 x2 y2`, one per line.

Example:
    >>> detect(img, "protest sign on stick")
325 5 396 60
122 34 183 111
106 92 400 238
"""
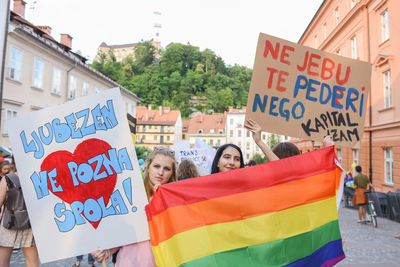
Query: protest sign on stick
245 33 371 147
7 88 149 263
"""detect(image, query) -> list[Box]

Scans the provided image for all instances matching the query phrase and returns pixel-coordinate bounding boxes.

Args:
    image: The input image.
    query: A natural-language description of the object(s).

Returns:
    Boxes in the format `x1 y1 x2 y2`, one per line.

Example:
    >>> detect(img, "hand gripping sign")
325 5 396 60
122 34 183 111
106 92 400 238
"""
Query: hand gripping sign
245 33 371 147
7 88 149 263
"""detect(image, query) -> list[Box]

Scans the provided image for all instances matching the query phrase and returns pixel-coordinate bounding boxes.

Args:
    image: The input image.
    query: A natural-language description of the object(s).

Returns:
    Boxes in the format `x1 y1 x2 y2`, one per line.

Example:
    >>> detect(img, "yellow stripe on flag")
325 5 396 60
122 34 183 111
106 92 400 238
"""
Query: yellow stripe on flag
152 197 338 267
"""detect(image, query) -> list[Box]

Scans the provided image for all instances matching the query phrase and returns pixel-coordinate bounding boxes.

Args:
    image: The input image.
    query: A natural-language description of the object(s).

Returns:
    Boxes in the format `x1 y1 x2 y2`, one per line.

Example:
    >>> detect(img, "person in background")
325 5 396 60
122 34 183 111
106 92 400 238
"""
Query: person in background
211 144 245 174
345 171 354 188
73 254 95 267
352 165 371 223
0 161 10 182
92 148 177 266
247 160 257 167
0 172 39 267
177 160 199 180
0 161 11 214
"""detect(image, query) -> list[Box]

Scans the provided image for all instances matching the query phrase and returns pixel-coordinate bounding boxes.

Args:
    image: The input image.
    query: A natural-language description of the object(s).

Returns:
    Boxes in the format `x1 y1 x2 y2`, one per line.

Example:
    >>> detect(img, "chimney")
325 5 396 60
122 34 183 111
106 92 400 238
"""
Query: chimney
148 104 152 110
159 106 162 116
13 0 26 17
228 106 234 112
60 34 73 49
37 26 52 35
164 106 170 113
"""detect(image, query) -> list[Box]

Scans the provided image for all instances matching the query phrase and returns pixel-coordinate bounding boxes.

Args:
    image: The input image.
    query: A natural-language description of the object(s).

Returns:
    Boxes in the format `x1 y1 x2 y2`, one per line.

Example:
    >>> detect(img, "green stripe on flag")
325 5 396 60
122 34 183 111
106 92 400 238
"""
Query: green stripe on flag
180 220 341 267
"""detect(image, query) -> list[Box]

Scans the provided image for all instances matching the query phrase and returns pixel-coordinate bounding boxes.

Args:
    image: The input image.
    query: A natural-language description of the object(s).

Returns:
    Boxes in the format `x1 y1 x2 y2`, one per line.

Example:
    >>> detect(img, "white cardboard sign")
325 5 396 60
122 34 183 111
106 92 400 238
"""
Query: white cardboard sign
8 88 149 263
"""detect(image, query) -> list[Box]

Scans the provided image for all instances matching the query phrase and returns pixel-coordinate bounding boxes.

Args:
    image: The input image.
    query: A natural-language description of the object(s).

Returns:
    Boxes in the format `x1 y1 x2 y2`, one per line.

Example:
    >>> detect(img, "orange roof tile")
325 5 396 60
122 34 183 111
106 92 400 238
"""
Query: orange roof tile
182 119 190 133
136 106 180 125
188 114 226 135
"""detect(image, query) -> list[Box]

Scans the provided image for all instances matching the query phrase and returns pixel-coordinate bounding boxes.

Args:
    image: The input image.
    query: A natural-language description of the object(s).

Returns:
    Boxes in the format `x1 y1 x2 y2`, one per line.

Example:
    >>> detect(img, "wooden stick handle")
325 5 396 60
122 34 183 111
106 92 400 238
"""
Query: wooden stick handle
102 259 107 267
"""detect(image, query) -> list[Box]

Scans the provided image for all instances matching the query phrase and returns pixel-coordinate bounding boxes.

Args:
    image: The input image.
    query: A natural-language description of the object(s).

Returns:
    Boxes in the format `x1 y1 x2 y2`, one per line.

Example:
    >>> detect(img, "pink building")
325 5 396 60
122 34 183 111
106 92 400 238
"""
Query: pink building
296 0 399 191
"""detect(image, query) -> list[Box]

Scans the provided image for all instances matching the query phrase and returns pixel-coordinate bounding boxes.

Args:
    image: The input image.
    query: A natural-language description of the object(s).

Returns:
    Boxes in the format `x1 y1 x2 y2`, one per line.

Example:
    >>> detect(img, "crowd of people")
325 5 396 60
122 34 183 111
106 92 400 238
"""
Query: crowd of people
0 118 356 267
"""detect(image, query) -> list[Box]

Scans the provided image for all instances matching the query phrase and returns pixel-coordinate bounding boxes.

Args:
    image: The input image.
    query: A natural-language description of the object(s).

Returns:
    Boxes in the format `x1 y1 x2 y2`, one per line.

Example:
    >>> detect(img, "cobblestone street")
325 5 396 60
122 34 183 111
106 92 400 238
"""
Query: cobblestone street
10 205 400 266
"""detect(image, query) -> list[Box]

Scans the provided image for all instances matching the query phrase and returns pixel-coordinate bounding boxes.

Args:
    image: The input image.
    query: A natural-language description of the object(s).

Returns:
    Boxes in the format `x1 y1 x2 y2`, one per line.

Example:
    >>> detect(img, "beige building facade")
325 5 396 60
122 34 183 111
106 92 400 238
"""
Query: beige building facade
297 0 400 191
1 1 141 154
187 113 226 150
135 106 182 150
94 40 161 63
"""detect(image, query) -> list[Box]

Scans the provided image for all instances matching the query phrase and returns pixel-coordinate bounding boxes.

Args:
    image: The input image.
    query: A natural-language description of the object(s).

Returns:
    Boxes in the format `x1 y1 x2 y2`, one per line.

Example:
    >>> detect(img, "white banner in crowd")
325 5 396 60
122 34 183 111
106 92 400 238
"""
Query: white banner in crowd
7 88 149 263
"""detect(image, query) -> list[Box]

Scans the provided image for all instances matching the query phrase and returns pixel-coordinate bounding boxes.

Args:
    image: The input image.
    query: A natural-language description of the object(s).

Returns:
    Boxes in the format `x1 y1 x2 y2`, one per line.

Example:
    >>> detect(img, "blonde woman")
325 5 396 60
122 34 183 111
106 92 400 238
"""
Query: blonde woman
93 148 177 266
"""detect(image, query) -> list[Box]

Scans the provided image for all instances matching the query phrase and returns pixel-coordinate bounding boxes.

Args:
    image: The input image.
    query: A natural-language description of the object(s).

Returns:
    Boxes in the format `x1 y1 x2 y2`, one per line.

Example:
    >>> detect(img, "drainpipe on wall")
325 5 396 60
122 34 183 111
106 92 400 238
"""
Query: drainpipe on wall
366 4 372 182
66 61 77 100
0 0 11 131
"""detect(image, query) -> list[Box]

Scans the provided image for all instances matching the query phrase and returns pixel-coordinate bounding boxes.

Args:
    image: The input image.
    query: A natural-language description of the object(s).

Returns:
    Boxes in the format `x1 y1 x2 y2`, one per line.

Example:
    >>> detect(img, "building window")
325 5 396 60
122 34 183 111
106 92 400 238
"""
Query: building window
68 75 77 99
383 70 391 108
246 154 249 160
82 81 90 96
210 139 214 145
33 57 44 89
352 149 359 166
256 146 259 151
95 87 100 93
238 141 241 147
351 36 357 59
52 67 62 94
381 9 389 42
335 8 340 25
210 129 215 134
8 46 23 81
230 118 233 125
154 135 157 141
337 149 342 164
198 129 203 134
230 130 233 137
262 134 266 140
217 139 221 146
238 129 241 137
336 49 341 56
246 131 250 137
149 125 152 129
323 23 327 39
167 136 170 141
3 108 18 135
219 130 223 134
384 148 393 184
246 142 250 150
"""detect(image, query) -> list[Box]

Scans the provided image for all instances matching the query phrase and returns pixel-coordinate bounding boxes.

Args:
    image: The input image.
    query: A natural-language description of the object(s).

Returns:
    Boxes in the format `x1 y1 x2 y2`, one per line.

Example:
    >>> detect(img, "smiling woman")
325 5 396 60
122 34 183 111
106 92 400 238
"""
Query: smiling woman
211 144 244 174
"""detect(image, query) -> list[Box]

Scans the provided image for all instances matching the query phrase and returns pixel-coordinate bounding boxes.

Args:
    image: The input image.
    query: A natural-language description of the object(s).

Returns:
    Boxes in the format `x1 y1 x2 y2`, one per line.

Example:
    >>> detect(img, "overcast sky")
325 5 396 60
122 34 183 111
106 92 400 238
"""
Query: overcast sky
21 0 323 68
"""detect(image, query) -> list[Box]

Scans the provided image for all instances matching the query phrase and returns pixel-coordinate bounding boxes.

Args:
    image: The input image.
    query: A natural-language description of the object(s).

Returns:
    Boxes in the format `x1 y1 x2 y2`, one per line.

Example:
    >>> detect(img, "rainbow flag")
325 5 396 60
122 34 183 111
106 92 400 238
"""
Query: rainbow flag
146 146 345 266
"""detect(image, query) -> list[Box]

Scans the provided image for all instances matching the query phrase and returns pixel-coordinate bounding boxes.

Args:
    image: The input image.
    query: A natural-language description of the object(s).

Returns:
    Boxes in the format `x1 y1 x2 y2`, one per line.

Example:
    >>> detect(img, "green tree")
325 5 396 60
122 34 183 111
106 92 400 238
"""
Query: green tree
134 41 157 70
135 146 151 160
267 134 281 150
251 153 267 164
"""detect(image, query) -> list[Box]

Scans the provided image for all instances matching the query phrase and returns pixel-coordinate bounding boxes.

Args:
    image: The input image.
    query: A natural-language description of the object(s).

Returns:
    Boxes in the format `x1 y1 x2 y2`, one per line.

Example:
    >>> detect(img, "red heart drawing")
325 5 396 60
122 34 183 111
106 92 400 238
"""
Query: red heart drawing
41 138 117 229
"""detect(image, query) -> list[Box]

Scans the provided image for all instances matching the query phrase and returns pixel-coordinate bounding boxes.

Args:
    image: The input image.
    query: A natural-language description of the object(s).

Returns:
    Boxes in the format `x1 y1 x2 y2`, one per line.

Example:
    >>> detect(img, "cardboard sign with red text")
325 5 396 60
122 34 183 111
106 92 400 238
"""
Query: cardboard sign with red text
7 88 149 263
245 33 371 147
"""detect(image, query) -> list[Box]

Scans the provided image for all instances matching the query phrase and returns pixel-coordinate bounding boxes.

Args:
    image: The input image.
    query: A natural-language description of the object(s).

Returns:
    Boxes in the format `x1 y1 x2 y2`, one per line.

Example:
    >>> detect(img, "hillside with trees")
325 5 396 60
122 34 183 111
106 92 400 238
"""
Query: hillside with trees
91 41 252 117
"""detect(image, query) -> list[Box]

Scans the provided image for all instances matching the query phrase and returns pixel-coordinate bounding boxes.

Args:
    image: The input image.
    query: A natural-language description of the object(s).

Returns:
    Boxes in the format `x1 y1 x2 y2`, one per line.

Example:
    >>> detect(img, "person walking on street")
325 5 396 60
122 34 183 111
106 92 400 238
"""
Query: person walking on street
352 165 371 223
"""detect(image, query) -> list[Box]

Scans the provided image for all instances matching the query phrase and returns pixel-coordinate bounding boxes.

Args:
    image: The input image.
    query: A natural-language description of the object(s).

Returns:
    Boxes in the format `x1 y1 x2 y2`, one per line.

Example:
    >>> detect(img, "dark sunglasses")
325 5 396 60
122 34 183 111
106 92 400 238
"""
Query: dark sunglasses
154 147 174 154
